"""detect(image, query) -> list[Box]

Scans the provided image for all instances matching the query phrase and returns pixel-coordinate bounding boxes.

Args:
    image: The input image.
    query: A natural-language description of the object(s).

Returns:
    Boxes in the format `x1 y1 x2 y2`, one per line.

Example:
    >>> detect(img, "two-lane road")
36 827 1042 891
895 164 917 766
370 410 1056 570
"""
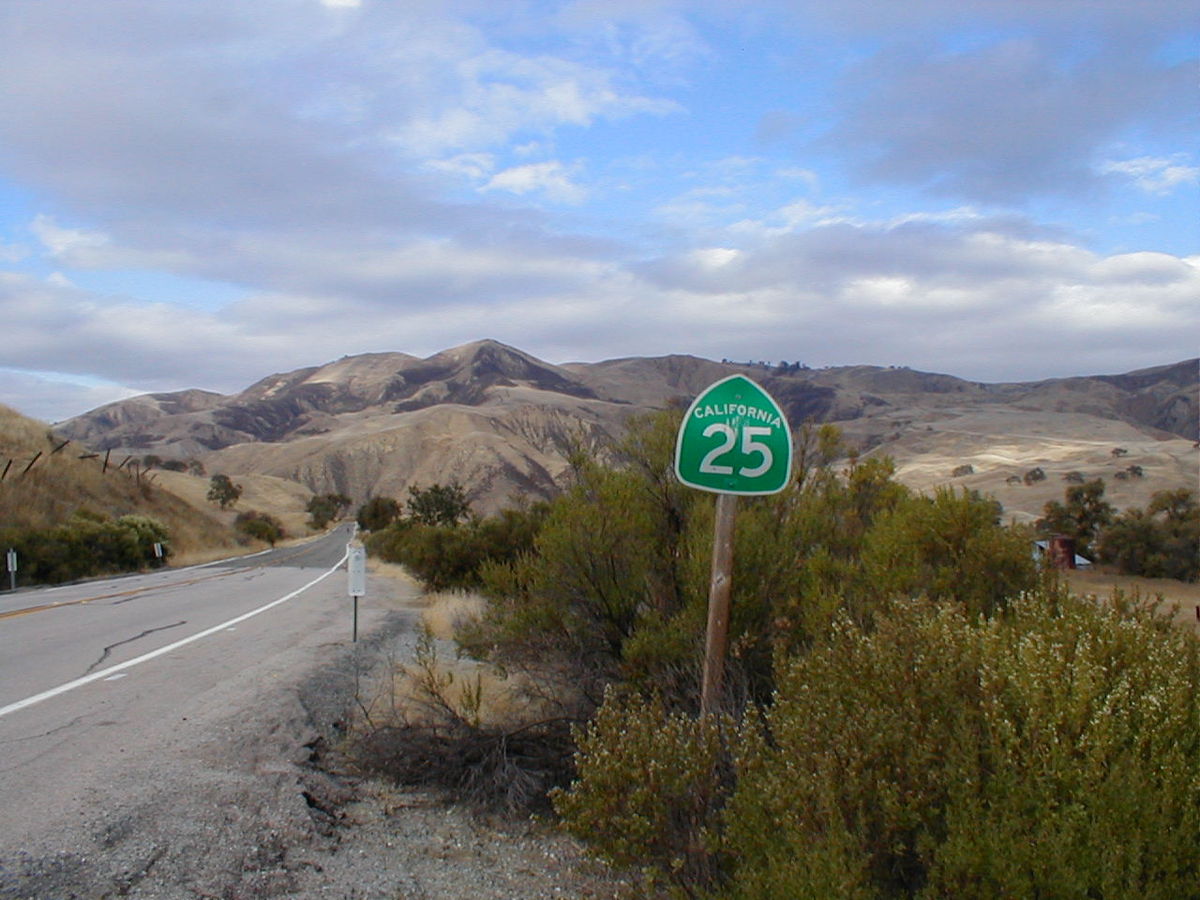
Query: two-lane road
0 525 355 717
0 525 420 895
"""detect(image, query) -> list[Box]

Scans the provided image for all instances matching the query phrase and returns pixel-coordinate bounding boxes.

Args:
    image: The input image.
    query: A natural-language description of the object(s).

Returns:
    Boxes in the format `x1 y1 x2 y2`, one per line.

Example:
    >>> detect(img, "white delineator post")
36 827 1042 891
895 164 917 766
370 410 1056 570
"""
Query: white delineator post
347 542 366 642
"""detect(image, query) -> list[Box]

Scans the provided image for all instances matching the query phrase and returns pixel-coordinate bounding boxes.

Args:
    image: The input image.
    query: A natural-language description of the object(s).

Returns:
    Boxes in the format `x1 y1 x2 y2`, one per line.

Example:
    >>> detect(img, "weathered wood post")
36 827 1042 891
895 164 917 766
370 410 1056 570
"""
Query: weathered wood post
700 493 738 715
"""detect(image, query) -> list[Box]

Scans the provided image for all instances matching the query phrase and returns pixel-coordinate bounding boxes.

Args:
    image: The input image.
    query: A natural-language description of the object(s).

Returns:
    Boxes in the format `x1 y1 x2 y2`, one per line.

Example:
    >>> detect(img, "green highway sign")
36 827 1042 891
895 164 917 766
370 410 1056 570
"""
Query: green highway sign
675 375 793 495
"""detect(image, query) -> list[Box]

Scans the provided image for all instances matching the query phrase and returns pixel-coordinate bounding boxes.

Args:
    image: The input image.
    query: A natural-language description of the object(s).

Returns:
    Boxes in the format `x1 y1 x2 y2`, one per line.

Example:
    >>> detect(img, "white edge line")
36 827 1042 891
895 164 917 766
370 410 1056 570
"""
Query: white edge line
0 548 350 721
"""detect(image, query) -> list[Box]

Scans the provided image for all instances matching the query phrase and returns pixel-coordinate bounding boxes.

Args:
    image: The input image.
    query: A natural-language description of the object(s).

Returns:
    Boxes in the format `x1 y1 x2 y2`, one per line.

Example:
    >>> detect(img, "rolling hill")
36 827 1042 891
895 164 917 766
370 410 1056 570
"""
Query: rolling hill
55 342 1198 520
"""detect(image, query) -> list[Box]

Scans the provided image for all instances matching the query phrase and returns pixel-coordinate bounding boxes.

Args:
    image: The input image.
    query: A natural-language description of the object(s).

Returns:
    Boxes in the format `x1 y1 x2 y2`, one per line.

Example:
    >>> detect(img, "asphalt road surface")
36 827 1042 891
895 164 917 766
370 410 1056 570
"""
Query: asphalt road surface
0 524 422 898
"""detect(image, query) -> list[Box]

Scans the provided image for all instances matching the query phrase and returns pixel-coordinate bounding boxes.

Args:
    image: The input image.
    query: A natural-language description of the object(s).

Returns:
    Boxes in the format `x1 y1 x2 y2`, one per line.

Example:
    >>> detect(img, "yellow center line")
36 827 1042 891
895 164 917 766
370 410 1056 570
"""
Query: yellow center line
0 544 321 621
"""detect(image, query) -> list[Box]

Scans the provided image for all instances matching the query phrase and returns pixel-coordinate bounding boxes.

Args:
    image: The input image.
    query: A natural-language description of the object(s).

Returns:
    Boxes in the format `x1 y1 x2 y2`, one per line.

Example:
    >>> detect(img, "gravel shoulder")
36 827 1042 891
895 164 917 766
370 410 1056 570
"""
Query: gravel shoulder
0 596 628 899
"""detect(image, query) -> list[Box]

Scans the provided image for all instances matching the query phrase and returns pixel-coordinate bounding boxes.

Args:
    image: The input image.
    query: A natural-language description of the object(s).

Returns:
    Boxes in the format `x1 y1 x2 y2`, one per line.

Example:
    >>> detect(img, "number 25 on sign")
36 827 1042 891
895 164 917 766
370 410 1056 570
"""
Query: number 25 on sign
674 375 793 715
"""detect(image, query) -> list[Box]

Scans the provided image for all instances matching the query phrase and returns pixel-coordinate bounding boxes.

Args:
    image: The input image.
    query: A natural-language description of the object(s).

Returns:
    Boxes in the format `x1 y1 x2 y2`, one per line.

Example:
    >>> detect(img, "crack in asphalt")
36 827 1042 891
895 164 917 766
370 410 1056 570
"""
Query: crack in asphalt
0 716 87 749
83 621 188 676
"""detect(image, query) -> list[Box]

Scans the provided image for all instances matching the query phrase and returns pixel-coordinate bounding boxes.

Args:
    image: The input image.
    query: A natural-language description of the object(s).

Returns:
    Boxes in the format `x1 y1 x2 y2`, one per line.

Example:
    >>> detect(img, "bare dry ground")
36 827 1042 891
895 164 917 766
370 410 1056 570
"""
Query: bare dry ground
153 469 316 538
853 405 1198 523
1064 569 1200 633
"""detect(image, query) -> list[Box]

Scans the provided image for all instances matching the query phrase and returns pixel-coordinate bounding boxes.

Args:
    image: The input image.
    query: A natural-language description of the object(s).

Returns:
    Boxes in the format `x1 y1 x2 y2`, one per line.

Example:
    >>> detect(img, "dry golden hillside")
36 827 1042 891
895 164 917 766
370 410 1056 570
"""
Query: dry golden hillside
848 405 1198 523
0 403 237 560
151 469 317 539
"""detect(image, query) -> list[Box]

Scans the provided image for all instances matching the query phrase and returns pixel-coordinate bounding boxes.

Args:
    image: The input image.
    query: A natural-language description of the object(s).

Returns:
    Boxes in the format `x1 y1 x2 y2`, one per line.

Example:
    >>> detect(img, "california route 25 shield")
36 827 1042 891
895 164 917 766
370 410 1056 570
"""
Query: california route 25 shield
674 375 793 495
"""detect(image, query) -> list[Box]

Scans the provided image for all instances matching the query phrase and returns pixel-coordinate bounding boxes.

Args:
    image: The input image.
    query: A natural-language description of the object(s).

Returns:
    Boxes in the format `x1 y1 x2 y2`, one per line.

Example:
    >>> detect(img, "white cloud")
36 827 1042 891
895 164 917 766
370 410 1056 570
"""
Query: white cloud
1100 156 1200 194
424 153 497 180
829 37 1190 202
31 216 110 260
390 45 680 156
553 0 712 74
0 242 28 263
482 161 588 204
32 215 196 272
0 0 1192 416
690 247 742 269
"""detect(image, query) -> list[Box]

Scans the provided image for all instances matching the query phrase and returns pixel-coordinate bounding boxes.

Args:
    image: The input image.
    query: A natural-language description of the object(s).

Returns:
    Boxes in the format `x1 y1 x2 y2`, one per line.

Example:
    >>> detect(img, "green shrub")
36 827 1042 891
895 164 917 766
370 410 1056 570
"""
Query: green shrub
469 416 1032 716
553 689 733 893
1097 488 1199 581
356 495 402 532
863 488 1035 618
235 510 285 546
366 504 546 592
0 512 170 584
407 481 471 527
306 492 350 530
720 588 1200 899
1037 478 1114 559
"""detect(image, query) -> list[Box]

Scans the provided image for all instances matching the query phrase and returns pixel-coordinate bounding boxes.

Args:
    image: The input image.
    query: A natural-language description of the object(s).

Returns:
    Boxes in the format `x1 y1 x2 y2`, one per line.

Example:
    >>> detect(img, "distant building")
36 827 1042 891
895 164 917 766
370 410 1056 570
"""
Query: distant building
1033 536 1092 570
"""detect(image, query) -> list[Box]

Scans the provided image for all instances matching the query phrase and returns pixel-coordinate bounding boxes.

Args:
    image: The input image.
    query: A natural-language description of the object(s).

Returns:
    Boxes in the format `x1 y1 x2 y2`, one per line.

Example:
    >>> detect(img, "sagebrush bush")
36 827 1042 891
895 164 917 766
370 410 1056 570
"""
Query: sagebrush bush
235 509 285 546
558 586 1200 896
366 504 545 592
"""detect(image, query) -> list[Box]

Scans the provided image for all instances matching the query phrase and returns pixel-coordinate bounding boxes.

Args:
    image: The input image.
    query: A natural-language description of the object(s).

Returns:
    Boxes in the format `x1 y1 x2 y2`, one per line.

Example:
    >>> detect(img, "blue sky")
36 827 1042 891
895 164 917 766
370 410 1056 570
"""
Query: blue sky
1 0 1196 422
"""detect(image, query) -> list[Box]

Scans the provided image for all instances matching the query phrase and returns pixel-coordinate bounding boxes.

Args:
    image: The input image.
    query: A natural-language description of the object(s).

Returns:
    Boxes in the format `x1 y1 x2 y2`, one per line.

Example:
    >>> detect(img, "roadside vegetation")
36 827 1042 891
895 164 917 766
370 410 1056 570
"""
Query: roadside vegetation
0 511 171 584
234 509 286 547
353 411 1200 896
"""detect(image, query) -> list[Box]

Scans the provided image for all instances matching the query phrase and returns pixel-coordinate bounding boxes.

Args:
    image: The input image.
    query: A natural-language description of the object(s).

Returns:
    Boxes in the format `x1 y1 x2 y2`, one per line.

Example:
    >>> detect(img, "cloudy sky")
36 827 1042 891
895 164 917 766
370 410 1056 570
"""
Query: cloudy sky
1 0 1196 422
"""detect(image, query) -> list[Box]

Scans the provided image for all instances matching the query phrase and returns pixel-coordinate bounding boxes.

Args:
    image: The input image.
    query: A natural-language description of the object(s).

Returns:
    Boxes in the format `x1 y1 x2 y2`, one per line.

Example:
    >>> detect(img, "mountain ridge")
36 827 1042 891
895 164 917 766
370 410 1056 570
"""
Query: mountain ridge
55 343 1198 516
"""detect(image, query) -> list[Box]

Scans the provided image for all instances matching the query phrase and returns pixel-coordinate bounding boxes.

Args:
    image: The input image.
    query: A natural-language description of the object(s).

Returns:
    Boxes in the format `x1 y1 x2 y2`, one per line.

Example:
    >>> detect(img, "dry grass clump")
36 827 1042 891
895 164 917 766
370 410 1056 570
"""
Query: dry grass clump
419 591 487 640
365 559 422 592
351 621 577 815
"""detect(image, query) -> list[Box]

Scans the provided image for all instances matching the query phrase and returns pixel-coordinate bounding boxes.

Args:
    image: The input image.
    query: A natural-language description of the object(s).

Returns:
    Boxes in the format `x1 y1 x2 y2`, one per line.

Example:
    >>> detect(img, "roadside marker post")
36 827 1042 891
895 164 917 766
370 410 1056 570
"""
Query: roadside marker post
347 542 367 642
674 375 792 715
5 548 15 592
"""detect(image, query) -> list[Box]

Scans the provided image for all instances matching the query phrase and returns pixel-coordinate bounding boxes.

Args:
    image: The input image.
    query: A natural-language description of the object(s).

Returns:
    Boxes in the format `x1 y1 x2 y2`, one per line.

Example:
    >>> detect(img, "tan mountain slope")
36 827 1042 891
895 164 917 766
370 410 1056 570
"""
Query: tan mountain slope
56 344 1198 518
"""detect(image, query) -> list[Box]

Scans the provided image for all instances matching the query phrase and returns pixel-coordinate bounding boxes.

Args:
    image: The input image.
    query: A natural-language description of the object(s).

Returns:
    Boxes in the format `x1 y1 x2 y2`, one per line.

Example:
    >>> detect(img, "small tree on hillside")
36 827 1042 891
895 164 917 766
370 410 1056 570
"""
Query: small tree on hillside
207 473 243 510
